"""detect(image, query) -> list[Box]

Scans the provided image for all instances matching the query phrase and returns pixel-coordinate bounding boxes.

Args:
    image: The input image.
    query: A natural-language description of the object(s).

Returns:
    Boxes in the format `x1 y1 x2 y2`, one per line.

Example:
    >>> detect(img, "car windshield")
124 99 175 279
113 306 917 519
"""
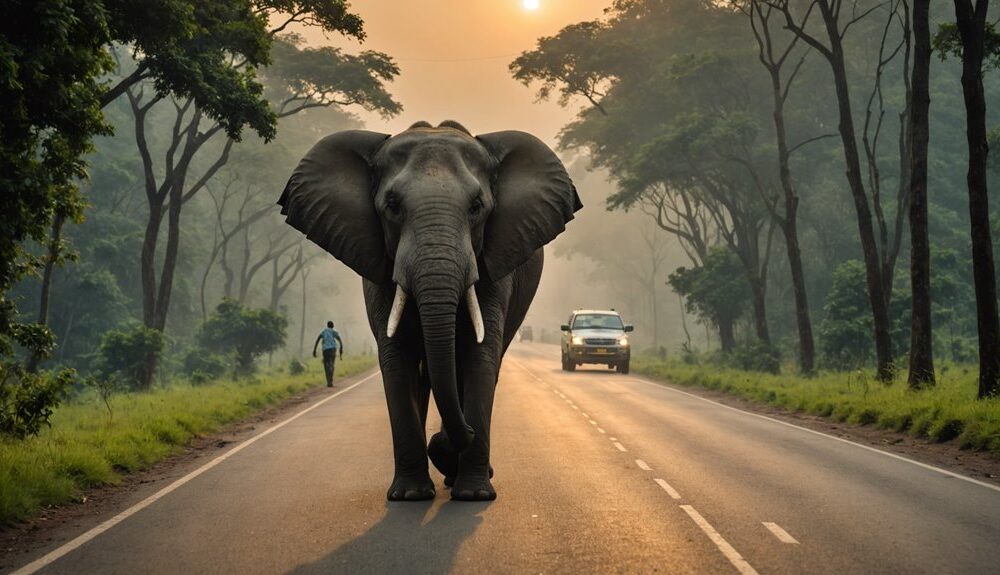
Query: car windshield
572 314 624 330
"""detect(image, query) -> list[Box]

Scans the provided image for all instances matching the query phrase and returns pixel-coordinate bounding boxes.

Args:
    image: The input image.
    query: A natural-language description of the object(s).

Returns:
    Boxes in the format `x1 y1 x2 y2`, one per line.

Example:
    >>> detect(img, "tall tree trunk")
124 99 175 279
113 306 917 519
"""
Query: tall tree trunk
954 0 1000 398
25 212 66 373
718 316 736 353
820 2 895 381
748 277 771 345
747 0 816 374
27 213 67 372
299 269 309 357
908 0 935 388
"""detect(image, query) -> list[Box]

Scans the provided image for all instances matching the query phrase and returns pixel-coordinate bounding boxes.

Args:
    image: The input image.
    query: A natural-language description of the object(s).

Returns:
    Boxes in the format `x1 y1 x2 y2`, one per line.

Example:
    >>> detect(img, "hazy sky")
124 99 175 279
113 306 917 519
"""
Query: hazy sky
302 0 612 146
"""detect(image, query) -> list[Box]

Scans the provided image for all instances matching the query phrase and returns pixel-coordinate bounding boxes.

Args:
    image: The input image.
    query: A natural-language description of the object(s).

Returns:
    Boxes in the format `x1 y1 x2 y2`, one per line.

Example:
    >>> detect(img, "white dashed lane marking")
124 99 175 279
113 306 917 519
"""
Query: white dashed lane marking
597 427 606 434
635 459 652 471
653 478 682 499
763 522 800 544
681 505 760 575
613 442 627 452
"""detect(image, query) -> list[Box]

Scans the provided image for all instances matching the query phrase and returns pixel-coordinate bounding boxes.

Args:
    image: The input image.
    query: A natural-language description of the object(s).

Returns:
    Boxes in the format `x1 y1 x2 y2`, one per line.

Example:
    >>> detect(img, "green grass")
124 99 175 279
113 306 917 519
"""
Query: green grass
0 354 377 526
632 357 1000 455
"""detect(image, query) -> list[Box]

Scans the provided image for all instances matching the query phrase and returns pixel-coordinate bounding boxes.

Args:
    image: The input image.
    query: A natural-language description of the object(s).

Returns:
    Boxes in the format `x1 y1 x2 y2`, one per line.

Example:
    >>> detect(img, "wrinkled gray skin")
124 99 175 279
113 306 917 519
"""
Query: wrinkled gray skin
279 121 581 501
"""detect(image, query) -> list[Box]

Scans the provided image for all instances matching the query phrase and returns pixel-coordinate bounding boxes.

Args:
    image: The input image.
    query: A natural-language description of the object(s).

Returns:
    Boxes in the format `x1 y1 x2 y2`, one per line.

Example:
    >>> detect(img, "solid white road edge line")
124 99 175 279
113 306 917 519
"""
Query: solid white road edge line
635 459 652 471
762 522 800 544
654 478 682 499
623 377 1000 494
681 505 760 575
10 370 381 575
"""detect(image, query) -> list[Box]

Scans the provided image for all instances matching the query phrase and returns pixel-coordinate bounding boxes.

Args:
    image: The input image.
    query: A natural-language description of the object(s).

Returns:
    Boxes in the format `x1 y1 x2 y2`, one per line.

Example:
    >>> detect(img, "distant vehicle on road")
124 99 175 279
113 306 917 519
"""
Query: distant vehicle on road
520 325 533 342
560 309 633 373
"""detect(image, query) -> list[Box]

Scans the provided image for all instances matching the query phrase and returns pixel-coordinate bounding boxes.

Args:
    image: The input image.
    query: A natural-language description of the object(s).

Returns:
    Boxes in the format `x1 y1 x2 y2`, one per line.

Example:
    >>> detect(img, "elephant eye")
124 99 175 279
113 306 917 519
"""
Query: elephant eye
469 194 485 216
385 191 402 215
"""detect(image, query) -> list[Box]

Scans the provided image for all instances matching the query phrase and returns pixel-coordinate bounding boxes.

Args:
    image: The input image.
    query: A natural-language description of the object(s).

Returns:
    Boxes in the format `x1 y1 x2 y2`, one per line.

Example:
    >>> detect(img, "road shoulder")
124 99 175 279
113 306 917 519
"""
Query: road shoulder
630 373 1000 488
0 368 378 572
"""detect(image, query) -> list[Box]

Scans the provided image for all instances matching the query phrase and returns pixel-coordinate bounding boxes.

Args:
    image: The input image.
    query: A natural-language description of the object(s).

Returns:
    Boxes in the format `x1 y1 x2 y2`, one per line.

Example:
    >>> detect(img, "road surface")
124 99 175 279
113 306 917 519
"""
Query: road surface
7 343 1000 574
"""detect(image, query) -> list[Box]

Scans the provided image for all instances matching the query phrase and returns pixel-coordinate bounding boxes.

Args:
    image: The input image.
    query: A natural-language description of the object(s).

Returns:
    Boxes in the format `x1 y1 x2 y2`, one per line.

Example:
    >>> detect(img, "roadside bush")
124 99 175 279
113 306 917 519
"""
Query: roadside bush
182 348 228 384
819 261 873 368
0 363 74 439
725 341 780 373
289 357 306 375
198 299 287 378
95 326 164 390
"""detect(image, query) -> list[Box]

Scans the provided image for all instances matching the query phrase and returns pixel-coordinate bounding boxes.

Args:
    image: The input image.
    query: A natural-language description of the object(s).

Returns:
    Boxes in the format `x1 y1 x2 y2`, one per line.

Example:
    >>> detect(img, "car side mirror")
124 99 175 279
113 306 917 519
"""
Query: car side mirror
624 325 634 332
560 324 570 331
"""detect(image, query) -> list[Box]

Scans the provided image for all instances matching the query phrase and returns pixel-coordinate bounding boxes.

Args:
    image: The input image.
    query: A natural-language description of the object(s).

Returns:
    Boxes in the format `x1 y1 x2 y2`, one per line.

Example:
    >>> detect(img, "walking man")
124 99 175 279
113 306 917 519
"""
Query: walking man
313 320 344 387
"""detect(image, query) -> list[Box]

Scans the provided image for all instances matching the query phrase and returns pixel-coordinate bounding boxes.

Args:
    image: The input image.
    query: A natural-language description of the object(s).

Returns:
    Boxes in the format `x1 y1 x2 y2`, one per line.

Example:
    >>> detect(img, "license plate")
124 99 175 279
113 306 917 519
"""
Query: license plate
595 348 608 354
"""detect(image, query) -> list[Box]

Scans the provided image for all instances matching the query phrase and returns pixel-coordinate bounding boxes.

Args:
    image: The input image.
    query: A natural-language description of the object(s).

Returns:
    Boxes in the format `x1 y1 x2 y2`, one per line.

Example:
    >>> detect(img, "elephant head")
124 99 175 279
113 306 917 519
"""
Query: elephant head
278 121 581 452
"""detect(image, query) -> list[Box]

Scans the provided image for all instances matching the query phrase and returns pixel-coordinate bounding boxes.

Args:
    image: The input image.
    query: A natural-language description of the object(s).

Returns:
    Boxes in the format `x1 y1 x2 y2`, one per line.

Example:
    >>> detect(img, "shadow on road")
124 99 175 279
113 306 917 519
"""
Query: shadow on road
290 497 489 574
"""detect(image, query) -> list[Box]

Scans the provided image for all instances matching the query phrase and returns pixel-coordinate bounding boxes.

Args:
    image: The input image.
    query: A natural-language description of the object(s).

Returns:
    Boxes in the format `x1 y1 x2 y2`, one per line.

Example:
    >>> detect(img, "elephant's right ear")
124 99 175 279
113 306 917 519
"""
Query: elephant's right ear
279 130 392 284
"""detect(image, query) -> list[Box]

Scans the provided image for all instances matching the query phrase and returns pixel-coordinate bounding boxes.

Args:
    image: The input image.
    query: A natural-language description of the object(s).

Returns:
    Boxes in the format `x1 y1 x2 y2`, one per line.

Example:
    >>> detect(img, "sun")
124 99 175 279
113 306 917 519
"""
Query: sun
523 0 540 10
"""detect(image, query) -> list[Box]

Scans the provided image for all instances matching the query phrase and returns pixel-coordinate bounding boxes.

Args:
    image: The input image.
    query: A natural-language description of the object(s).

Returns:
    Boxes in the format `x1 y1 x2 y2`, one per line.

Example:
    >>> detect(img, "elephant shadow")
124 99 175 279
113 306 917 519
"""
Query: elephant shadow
289 499 489 574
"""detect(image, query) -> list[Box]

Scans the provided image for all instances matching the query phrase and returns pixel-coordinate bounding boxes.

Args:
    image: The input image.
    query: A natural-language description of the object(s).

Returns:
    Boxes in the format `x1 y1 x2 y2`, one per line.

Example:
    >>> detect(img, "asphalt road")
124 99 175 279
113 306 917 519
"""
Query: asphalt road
8 343 1000 574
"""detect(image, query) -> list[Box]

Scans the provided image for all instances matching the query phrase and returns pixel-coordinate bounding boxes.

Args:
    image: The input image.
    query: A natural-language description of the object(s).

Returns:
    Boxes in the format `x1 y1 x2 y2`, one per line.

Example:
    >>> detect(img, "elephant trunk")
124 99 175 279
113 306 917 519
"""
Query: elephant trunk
414 273 475 452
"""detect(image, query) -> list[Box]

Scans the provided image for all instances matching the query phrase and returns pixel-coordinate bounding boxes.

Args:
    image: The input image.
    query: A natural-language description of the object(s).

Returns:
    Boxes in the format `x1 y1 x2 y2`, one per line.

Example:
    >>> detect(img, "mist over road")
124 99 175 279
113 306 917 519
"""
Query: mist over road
10 344 1000 575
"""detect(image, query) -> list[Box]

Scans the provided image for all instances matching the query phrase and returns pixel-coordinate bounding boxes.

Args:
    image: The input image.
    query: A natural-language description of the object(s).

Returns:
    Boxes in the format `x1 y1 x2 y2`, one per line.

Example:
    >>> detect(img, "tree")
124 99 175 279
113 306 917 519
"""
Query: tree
199 299 287 377
908 0 935 387
0 0 112 368
767 0 898 382
738 0 819 374
120 10 400 387
938 1 1000 397
668 248 750 353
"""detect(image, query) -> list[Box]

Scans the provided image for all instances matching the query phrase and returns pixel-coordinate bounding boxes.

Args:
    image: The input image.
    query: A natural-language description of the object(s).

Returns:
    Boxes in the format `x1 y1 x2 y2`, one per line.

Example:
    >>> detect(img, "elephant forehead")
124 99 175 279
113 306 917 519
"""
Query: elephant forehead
378 129 491 169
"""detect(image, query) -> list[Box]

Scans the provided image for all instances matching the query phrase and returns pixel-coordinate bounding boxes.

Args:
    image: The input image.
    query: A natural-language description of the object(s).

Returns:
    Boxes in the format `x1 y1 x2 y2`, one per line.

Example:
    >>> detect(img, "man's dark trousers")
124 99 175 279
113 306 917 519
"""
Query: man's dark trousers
322 348 336 386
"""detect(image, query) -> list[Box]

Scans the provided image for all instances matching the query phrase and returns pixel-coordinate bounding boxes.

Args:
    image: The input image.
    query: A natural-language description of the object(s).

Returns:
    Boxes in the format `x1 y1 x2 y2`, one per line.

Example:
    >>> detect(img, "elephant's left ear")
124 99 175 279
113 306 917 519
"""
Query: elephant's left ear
476 131 583 282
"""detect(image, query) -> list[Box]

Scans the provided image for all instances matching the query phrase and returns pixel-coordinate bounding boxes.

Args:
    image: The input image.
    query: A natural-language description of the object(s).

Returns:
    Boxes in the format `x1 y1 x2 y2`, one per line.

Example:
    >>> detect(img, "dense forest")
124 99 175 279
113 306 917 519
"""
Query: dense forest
514 0 1000 395
3 0 1000 441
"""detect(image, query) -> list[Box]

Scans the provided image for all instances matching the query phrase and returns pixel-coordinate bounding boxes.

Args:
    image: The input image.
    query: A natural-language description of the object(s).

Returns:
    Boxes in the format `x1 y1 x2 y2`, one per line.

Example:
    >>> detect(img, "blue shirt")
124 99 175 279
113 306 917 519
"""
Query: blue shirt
320 328 341 351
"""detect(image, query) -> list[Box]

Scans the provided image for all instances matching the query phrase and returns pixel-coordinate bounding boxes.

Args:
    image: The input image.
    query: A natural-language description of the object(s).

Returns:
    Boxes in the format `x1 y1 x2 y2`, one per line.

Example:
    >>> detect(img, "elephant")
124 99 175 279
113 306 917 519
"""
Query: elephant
278 120 581 501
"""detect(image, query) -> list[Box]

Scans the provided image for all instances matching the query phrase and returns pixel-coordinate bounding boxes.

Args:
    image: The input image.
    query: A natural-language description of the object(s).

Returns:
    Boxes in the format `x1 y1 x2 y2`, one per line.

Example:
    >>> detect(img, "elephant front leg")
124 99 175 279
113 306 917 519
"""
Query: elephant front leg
381 359 435 501
450 364 498 501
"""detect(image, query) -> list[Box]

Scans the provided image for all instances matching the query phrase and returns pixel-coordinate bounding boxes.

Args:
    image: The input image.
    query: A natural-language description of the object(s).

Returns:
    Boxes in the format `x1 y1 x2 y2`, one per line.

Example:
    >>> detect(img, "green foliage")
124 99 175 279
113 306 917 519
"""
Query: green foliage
668 248 748 333
267 34 402 119
933 22 1000 68
0 364 74 439
819 261 873 368
96 326 164 390
632 357 1000 456
725 341 781 374
182 348 228 385
0 356 376 524
199 299 287 377
288 357 306 376
0 0 113 362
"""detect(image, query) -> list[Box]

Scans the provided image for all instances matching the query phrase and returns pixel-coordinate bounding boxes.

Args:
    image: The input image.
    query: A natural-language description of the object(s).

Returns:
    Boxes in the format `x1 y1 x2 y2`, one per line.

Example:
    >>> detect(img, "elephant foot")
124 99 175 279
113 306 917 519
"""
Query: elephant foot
386 474 436 501
451 474 496 501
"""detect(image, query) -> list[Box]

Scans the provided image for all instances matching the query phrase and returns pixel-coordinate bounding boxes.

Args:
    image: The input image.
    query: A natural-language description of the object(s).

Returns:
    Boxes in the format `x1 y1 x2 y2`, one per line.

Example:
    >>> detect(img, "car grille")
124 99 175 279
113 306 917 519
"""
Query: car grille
585 338 618 346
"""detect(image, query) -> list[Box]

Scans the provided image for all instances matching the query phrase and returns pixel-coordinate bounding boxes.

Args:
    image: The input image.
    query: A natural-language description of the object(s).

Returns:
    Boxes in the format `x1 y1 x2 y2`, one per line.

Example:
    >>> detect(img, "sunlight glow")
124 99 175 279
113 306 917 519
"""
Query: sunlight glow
523 0 540 11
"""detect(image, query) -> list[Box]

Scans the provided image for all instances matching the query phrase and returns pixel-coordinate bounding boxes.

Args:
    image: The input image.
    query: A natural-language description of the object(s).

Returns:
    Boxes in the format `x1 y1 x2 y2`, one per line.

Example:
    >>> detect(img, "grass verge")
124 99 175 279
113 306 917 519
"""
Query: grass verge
632 357 1000 456
0 354 377 526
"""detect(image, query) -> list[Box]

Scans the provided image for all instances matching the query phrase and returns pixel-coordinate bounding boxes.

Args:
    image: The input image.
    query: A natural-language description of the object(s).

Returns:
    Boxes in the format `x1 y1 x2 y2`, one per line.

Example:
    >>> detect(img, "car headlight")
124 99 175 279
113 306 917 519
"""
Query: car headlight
618 337 629 346
572 336 584 345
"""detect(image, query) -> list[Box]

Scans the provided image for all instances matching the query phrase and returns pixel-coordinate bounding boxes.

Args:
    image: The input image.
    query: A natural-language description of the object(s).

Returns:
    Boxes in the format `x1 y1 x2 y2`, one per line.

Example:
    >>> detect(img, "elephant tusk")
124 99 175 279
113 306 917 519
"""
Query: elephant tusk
386 284 407 338
467 285 485 344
